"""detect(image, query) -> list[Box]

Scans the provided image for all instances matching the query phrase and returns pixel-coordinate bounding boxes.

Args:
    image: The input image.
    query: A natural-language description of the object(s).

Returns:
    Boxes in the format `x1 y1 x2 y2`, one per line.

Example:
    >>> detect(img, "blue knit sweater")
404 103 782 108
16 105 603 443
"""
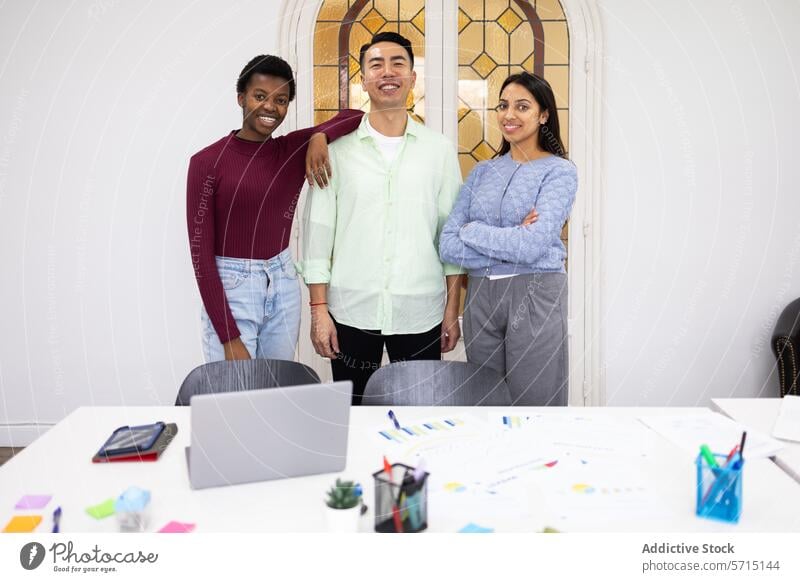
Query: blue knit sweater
439 153 577 277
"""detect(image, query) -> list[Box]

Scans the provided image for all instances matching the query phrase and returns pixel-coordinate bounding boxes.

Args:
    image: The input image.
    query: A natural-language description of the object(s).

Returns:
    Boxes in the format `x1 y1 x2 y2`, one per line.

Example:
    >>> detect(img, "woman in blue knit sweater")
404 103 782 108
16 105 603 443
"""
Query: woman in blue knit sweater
439 73 577 405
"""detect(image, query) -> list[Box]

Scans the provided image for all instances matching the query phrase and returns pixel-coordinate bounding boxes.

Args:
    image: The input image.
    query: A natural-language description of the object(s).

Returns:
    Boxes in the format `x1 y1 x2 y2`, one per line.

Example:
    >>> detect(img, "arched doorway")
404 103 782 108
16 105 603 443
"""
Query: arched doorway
280 0 604 405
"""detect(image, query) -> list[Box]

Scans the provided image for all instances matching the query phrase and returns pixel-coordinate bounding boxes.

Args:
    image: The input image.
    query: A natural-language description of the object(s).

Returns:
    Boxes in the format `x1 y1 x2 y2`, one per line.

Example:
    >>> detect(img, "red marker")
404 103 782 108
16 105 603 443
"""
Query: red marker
383 455 392 476
723 445 739 466
382 456 403 532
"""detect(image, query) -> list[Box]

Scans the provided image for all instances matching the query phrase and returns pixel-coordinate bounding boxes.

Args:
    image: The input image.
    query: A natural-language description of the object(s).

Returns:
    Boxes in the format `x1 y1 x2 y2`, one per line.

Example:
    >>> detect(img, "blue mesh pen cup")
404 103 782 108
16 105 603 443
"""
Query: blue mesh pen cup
695 452 743 524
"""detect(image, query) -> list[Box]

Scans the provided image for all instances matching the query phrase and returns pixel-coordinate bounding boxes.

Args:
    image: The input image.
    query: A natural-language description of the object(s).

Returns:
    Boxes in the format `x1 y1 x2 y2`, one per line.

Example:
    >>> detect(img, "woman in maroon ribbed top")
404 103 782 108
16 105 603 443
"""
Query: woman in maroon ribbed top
186 55 362 361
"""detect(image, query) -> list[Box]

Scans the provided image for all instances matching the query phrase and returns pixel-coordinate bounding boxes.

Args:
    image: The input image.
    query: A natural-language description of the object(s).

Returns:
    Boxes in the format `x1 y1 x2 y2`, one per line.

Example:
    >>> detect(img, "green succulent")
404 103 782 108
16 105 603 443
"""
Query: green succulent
325 478 361 509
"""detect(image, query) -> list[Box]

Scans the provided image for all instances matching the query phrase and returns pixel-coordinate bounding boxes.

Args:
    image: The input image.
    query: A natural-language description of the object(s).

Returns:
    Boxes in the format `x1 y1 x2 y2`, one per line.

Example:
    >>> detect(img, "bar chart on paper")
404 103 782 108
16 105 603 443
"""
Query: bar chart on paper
377 417 468 444
370 414 493 456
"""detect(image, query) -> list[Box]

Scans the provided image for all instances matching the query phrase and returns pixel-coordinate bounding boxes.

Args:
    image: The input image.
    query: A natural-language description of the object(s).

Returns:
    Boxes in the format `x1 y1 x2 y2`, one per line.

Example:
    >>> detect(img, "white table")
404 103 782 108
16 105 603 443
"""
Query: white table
2 406 800 532
711 398 800 484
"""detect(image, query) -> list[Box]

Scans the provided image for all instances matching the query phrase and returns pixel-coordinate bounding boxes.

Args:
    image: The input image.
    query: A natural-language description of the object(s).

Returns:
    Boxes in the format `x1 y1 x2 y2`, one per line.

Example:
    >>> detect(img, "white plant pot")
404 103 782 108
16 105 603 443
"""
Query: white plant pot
324 505 361 533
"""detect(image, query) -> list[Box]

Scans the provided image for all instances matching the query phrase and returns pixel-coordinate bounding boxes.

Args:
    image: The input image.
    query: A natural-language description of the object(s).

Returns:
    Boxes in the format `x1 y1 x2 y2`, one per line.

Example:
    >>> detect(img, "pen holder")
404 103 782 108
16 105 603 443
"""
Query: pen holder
695 452 743 524
372 463 428 533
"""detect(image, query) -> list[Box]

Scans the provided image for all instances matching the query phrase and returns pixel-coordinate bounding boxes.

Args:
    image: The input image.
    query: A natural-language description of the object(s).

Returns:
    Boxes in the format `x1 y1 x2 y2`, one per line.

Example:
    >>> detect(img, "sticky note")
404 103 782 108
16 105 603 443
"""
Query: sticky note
3 515 42 533
458 522 494 533
14 495 52 510
158 521 196 533
86 498 116 519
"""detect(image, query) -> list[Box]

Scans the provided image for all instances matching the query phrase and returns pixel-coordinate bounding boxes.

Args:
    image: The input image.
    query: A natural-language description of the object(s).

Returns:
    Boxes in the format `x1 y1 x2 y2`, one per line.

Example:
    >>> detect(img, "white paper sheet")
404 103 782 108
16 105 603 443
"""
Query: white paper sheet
640 410 785 459
772 395 800 442
418 424 667 531
488 411 657 458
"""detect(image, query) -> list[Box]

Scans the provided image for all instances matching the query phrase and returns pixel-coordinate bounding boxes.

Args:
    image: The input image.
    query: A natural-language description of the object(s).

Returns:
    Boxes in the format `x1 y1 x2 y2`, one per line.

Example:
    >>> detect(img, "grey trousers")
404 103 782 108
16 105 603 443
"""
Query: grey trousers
463 273 569 406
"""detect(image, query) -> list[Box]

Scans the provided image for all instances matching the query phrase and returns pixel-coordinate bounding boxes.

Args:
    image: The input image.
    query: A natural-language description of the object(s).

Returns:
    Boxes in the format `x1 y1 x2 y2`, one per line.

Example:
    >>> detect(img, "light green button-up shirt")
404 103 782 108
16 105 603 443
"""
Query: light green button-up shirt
298 114 465 335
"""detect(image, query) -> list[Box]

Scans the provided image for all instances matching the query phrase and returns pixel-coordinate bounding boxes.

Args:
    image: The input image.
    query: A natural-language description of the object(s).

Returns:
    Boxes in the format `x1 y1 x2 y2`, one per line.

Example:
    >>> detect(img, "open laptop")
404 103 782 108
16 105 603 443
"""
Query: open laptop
186 381 353 490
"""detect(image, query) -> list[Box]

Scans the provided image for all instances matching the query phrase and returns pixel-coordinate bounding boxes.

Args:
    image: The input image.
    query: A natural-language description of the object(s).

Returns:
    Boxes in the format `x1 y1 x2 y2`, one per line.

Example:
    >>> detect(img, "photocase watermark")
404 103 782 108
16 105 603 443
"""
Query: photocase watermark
137 3 240 120
20 542 46 570
74 178 94 294
654 61 697 198
47 244 65 396
189 174 215 278
641 279 708 403
729 0 752 36
140 370 160 404
0 87 28 208
510 277 546 332
19 540 159 574
720 149 754 302
540 123 565 157
87 0 119 21
603 265 657 401
752 231 800 360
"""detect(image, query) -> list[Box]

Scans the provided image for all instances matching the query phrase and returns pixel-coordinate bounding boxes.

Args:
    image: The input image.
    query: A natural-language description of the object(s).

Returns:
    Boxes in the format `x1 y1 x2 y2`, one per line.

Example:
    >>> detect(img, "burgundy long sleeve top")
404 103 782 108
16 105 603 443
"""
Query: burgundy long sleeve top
186 109 363 344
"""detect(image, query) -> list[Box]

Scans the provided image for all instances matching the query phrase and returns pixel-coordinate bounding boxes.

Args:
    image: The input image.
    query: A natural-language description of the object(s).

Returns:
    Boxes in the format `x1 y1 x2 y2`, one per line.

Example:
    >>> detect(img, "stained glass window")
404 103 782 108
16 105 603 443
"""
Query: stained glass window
458 0 570 256
312 1 571 276
313 0 426 125
458 0 569 175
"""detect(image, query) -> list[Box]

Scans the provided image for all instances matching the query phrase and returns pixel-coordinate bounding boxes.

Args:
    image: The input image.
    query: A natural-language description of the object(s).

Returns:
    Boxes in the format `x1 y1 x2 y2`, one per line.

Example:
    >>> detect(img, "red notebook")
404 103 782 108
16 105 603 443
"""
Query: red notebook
92 423 178 463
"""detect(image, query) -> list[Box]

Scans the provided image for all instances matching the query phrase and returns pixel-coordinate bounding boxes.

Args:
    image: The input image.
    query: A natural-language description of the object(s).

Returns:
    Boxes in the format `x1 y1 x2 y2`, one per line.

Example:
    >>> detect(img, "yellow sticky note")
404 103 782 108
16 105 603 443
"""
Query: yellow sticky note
3 515 42 533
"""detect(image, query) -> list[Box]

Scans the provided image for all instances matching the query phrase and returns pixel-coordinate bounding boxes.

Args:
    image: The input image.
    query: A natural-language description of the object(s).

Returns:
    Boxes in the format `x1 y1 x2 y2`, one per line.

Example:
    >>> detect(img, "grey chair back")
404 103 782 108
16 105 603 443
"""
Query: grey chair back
362 360 512 406
175 359 321 406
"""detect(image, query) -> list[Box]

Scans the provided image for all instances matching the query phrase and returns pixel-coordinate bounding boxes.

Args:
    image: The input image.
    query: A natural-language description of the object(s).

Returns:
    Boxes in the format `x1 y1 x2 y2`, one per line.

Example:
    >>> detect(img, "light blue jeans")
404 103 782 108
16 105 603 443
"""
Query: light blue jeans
201 249 301 362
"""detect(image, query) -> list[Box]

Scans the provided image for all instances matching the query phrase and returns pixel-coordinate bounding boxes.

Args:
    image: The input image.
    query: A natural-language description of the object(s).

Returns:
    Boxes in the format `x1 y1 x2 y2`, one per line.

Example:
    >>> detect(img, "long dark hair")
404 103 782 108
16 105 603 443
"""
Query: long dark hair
496 72 566 159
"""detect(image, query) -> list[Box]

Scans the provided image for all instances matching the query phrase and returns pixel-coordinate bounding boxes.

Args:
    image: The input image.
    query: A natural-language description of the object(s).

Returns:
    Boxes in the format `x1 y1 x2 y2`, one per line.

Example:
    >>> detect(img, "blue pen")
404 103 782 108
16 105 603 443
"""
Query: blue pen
387 409 401 430
52 506 62 533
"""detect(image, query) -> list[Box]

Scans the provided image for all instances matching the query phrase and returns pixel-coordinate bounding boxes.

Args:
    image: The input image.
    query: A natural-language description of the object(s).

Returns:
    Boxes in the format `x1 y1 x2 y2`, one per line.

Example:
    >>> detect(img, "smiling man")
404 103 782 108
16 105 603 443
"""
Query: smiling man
299 33 466 404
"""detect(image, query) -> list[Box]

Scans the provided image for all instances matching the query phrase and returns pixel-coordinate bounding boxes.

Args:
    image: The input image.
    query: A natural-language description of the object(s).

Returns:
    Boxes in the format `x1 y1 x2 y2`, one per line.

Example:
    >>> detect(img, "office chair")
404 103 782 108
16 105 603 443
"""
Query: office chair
773 297 800 397
362 360 512 406
175 359 321 406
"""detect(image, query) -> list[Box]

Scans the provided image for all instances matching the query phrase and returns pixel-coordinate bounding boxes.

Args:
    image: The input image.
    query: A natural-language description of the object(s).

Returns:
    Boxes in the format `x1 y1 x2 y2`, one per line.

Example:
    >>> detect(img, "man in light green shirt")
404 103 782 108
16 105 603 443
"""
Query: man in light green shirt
299 31 466 404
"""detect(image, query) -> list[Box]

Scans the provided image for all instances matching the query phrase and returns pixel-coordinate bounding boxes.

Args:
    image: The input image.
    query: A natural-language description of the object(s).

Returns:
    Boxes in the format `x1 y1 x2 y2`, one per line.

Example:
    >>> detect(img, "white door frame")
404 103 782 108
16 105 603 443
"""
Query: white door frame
278 0 604 405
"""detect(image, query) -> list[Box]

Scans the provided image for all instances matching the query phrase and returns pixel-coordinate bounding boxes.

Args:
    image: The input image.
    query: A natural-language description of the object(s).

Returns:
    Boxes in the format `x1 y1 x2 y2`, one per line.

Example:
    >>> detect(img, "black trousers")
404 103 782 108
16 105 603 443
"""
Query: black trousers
331 317 441 405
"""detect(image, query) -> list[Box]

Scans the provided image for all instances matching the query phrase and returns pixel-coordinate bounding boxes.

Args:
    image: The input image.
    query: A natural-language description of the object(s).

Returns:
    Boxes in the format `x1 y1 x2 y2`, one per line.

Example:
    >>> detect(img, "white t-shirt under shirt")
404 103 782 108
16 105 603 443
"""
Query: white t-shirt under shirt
365 117 405 165
367 116 515 281
488 273 518 280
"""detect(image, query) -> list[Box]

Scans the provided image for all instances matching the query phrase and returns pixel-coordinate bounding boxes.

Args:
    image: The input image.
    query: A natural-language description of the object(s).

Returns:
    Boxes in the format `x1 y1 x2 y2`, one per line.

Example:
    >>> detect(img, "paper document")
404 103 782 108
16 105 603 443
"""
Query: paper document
489 411 656 457
535 456 667 528
368 413 491 455
772 395 800 442
640 410 785 459
422 427 665 531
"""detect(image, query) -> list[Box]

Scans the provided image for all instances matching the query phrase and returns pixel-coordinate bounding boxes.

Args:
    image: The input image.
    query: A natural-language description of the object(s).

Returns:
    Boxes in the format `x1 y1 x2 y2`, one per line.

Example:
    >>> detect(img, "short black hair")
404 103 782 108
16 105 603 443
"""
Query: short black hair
359 32 414 70
236 55 296 101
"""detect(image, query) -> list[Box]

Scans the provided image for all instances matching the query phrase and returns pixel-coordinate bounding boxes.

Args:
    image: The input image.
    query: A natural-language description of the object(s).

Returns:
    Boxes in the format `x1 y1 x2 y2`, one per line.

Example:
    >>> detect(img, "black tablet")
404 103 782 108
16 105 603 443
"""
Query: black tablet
96 422 166 457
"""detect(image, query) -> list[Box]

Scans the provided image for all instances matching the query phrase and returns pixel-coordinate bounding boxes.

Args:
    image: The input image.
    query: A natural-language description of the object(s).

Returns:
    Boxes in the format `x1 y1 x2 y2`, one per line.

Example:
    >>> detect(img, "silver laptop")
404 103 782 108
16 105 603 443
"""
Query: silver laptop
186 381 353 490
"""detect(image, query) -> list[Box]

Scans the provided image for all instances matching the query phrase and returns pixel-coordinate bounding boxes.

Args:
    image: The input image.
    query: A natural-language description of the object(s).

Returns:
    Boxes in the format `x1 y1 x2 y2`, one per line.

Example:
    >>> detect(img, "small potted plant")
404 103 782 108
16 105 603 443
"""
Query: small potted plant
324 478 363 533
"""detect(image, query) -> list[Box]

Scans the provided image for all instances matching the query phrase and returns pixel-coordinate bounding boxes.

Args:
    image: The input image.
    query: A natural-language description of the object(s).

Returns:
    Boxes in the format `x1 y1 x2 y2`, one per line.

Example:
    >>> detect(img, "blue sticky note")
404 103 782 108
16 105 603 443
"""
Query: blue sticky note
458 522 494 533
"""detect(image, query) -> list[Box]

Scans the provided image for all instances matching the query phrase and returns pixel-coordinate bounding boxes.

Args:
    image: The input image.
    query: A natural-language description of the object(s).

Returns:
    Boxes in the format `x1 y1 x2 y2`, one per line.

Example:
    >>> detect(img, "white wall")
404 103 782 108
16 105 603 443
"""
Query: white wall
0 0 293 444
0 0 799 444
598 0 800 404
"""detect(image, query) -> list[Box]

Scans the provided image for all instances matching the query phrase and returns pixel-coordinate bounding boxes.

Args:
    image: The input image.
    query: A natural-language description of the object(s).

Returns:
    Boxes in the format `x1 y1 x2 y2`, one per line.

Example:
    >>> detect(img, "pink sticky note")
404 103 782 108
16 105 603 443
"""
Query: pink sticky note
158 521 195 533
15 495 52 510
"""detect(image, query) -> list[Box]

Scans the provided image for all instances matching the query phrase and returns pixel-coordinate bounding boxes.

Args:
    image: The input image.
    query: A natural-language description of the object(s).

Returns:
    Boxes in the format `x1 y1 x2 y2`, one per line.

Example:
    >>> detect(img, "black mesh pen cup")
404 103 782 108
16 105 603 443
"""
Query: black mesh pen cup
372 462 428 533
